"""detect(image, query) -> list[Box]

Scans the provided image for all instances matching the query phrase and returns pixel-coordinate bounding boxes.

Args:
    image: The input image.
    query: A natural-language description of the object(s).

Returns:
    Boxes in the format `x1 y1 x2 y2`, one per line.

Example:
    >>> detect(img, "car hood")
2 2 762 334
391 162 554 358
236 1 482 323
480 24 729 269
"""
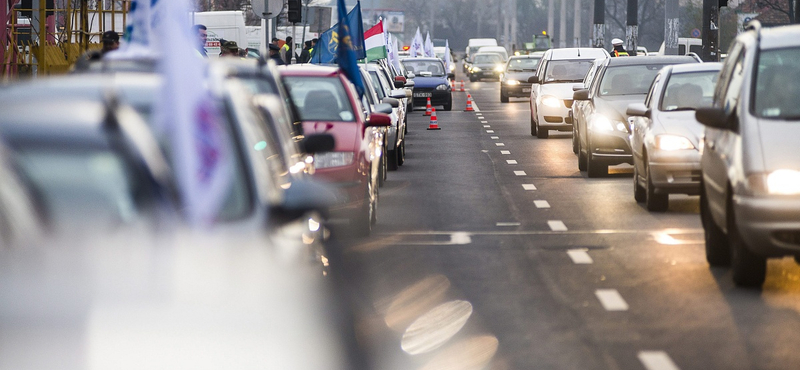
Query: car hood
540 83 580 99
595 94 647 121
413 76 448 89
756 119 800 171
503 71 536 82
652 110 704 147
302 121 357 152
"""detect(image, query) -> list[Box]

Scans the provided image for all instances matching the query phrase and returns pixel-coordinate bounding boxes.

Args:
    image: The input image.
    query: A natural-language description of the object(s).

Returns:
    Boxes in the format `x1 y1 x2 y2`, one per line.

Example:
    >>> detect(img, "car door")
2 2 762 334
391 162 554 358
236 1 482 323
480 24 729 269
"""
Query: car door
530 52 549 119
631 72 661 170
702 42 745 222
580 63 607 150
574 61 602 143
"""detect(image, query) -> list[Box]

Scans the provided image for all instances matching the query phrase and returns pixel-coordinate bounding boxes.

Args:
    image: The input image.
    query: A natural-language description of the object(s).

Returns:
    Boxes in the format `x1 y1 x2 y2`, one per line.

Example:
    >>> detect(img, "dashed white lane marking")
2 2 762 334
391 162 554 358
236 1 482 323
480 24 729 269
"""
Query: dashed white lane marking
522 184 537 190
638 351 680 370
514 171 527 176
496 222 521 227
595 289 629 311
483 125 491 128
566 249 593 264
486 130 495 133
491 136 499 140
481 120 488 124
533 200 550 208
548 220 568 231
506 160 518 165
495 143 505 147
500 150 511 155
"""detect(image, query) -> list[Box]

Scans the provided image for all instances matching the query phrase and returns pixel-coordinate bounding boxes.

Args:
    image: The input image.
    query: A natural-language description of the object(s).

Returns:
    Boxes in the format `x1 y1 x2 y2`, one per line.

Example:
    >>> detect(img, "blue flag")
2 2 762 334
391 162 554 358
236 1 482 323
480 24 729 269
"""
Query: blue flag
336 0 364 96
309 1 365 64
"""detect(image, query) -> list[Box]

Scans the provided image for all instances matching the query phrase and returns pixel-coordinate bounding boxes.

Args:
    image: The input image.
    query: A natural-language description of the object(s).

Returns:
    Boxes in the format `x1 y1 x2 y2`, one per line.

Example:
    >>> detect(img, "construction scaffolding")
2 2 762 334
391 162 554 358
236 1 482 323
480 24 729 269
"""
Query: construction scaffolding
1 0 129 79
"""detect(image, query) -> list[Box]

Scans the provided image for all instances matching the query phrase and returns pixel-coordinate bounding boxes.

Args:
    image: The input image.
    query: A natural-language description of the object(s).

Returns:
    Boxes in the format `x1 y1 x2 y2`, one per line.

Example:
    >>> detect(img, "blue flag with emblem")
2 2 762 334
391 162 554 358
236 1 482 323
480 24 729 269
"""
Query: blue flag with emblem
309 1 365 64
336 0 364 96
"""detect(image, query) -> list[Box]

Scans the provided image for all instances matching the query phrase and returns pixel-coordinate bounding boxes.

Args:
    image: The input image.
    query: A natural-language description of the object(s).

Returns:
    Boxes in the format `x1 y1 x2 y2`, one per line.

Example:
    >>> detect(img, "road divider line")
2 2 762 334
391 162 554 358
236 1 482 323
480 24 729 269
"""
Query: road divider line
483 125 491 128
638 351 680 370
496 222 521 227
506 160 518 165
514 171 527 176
495 143 505 147
500 150 511 155
566 249 593 264
595 289 629 311
491 136 499 140
481 121 488 124
486 130 494 133
547 220 567 231
533 200 550 208
522 184 536 190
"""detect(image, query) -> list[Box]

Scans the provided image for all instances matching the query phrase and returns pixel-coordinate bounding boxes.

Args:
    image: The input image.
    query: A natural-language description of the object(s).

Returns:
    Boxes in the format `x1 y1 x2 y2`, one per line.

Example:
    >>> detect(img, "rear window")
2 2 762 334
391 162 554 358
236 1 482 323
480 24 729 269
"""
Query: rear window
543 60 594 83
753 47 800 119
472 54 502 64
283 76 356 122
660 71 718 111
599 64 668 96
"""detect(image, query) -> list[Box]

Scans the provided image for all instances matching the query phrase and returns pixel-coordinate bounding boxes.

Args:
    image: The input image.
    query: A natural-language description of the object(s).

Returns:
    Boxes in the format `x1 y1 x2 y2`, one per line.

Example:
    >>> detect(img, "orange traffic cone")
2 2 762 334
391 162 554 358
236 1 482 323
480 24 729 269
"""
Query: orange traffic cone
464 94 475 112
424 97 432 116
427 108 441 130
450 79 455 89
459 80 466 92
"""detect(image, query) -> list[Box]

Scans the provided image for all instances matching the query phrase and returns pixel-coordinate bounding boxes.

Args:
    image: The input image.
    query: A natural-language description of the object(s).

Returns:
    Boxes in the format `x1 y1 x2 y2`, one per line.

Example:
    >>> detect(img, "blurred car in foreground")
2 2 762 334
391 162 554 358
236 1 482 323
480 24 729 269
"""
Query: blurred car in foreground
500 53 542 102
280 65 392 237
401 57 453 111
696 22 800 287
628 63 721 211
0 142 45 247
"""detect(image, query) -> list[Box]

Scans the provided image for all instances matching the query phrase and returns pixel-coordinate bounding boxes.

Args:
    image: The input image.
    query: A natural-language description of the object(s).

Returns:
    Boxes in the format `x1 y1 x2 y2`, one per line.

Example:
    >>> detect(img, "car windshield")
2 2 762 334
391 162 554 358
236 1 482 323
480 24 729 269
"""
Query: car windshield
507 58 540 71
660 71 718 111
543 60 593 83
753 47 800 120
401 60 446 76
599 64 669 96
473 54 502 64
369 71 386 99
283 76 356 122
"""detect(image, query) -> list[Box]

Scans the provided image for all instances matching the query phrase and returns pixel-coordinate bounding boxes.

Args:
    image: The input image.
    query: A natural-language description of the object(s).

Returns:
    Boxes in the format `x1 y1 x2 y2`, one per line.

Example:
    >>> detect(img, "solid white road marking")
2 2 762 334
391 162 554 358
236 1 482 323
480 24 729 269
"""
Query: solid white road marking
500 150 511 155
486 130 495 133
449 232 472 245
495 143 505 147
638 351 680 370
566 249 593 264
522 184 537 190
595 289 629 311
506 160 518 165
533 200 550 208
548 220 568 231
491 136 499 140
514 171 527 176
496 222 521 227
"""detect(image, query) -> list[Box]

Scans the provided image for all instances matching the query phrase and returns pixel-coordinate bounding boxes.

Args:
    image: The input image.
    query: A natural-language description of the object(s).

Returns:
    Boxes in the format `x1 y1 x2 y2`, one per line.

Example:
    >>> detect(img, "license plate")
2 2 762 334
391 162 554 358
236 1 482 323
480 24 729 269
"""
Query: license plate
413 92 432 98
522 88 531 93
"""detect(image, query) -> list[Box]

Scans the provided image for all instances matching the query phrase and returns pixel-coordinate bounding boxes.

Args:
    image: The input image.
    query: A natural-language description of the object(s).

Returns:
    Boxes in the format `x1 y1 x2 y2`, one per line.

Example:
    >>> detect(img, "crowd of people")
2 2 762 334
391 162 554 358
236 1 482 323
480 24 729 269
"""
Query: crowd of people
191 24 317 63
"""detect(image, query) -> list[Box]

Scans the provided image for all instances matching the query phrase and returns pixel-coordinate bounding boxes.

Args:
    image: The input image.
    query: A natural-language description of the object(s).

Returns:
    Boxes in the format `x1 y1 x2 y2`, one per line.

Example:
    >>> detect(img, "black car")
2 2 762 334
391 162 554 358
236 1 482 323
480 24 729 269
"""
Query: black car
500 53 542 102
468 52 505 81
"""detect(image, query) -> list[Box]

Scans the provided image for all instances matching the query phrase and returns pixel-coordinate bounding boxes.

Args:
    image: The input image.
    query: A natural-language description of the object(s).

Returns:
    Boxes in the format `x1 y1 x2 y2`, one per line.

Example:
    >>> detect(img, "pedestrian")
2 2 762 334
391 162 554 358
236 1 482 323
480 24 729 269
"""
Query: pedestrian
101 31 120 54
282 36 295 64
269 43 286 65
71 30 119 71
298 40 312 63
219 39 240 57
610 38 629 57
194 24 208 58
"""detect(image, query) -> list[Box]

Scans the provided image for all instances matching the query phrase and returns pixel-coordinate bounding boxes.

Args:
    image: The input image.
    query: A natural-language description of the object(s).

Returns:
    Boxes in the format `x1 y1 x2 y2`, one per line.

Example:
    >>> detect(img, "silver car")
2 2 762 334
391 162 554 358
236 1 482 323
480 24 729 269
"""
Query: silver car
627 63 722 212
695 22 800 287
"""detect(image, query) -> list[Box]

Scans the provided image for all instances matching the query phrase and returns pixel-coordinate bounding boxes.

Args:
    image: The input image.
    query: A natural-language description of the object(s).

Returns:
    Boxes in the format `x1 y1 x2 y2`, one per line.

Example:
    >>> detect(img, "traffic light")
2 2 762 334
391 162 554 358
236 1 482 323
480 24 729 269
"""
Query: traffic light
287 0 302 23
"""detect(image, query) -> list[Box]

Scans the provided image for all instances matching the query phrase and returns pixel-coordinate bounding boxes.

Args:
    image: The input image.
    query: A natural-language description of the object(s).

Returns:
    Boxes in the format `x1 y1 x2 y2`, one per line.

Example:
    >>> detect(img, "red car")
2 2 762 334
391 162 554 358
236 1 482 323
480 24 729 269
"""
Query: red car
280 65 391 236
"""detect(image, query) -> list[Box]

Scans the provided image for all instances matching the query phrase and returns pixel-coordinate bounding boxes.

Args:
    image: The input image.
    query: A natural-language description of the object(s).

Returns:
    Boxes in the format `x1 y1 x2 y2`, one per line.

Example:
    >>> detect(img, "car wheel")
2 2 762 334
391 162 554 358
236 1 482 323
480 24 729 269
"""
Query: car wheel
378 146 387 187
352 181 374 237
397 141 405 166
536 120 548 139
729 198 767 287
530 115 537 136
387 148 398 171
443 98 452 111
586 137 606 177
469 75 476 82
578 140 587 171
702 187 730 266
572 124 579 154
633 163 645 202
645 163 669 212
501 91 509 103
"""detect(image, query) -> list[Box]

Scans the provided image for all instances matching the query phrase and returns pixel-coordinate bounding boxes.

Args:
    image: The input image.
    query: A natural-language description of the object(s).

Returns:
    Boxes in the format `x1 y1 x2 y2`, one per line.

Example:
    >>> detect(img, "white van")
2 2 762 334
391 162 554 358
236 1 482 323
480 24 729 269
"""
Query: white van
477 45 508 62
657 38 702 56
193 11 248 57
464 38 498 71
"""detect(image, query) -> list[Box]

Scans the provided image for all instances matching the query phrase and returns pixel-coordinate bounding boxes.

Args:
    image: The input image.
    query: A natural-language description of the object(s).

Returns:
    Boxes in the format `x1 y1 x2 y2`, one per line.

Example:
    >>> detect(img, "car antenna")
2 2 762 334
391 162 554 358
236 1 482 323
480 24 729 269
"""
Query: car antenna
577 48 581 57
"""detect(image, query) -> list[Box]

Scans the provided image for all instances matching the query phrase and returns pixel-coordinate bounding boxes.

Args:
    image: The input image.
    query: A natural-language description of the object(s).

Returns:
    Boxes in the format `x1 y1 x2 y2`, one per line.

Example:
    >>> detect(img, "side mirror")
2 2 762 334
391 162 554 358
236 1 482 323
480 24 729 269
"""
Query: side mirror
695 107 731 129
404 79 415 88
572 83 584 92
626 102 650 118
299 133 335 154
382 97 400 108
573 89 590 101
406 72 416 79
374 103 393 114
366 112 392 127
528 75 539 84
389 89 406 99
271 179 339 223
393 76 407 88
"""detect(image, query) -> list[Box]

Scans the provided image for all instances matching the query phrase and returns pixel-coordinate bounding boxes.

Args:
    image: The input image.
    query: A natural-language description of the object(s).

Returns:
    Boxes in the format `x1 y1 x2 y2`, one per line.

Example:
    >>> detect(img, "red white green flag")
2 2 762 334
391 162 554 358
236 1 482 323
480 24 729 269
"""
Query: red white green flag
364 20 387 62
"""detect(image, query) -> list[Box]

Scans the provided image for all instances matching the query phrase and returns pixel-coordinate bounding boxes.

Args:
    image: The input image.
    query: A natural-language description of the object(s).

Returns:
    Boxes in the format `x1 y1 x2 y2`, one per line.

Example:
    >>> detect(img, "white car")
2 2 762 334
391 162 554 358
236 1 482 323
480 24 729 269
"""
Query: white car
529 48 609 138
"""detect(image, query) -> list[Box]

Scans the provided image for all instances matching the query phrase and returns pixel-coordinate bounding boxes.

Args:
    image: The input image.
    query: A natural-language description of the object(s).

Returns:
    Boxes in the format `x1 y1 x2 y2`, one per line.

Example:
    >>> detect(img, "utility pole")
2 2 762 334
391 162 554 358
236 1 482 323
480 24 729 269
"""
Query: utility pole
626 0 638 55
664 0 679 54
702 0 719 61
592 0 604 48
573 0 581 46
511 0 518 50
548 0 554 45
559 0 566 48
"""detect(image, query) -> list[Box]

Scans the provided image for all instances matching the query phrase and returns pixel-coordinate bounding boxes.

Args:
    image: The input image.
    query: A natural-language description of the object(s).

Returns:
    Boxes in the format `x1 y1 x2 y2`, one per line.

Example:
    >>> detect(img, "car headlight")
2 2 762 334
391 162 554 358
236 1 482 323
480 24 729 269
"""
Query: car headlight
494 65 504 72
589 114 627 132
504 79 520 85
435 83 449 90
756 170 800 195
449 64 455 72
471 67 482 72
654 134 695 151
541 95 561 108
314 152 354 169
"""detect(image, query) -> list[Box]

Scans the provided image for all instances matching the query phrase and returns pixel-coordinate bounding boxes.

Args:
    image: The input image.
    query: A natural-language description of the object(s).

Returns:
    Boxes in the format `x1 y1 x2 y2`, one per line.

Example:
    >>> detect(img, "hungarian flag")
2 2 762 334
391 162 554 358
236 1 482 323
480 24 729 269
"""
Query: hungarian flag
364 20 387 62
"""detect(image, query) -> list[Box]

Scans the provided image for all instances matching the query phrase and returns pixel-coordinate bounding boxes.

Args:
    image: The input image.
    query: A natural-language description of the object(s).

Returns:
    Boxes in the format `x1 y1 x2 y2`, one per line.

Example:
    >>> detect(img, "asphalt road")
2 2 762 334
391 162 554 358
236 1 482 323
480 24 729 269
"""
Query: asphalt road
334 71 800 370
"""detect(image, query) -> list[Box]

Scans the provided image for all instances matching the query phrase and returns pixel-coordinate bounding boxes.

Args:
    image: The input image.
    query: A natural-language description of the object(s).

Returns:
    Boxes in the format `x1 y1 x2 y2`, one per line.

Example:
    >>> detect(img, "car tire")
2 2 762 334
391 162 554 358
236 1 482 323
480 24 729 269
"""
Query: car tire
633 163 646 203
729 198 767 287
443 99 452 111
702 188 730 266
530 115 537 136
352 181 374 237
572 124 579 154
586 136 606 177
397 141 405 166
501 91 509 103
387 148 398 171
645 163 668 212
536 120 548 139
469 75 476 82
379 146 387 187
578 142 587 171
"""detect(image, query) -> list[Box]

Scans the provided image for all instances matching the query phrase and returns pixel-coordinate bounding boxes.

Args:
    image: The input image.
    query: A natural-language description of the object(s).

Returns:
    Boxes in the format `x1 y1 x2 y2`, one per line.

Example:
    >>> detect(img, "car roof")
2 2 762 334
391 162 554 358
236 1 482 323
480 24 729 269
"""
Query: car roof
401 57 443 63
547 48 609 60
758 24 800 49
669 62 723 73
509 55 541 59
606 55 697 66
279 64 340 76
0 100 111 145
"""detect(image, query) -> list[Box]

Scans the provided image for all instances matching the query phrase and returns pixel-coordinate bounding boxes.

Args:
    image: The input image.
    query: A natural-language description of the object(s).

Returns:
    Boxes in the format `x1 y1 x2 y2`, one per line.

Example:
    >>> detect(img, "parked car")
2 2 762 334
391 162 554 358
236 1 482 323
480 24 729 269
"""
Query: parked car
365 63 407 170
358 64 393 186
695 22 800 287
400 57 453 111
571 55 697 177
467 52 505 81
529 47 610 138
570 57 607 154
280 65 392 237
500 53 542 102
627 63 722 211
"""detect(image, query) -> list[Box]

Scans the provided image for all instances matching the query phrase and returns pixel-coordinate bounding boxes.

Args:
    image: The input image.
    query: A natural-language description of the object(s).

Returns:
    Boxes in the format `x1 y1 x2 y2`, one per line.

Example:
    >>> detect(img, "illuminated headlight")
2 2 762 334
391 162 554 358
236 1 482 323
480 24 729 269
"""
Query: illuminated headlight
541 95 561 108
435 84 449 90
766 170 800 195
504 79 520 85
449 64 455 72
289 161 307 174
471 67 482 72
308 217 321 232
655 134 694 151
314 152 354 169
590 115 627 131
494 65 504 72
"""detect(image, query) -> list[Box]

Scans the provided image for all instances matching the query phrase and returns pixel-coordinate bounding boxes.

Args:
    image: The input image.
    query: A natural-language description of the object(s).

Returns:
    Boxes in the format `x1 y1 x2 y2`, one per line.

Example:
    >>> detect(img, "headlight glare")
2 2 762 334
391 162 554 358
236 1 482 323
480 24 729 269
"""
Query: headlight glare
314 152 354 169
494 65 504 72
505 79 520 85
541 95 561 108
655 134 694 151
767 170 800 195
472 67 482 72
591 115 613 131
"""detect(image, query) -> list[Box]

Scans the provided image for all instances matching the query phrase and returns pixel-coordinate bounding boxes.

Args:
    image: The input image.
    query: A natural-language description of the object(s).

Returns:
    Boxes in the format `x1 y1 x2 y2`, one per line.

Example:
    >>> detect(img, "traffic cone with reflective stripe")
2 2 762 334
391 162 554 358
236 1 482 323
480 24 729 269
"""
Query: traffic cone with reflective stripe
427 108 441 130
464 94 475 112
424 97 432 116
459 80 465 92
450 79 455 90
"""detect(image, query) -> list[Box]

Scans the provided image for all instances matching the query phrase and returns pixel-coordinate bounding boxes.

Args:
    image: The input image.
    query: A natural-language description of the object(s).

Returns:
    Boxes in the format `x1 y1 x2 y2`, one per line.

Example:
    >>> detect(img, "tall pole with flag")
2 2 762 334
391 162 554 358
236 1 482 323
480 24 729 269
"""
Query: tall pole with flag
410 27 424 58
424 31 434 57
443 39 453 77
